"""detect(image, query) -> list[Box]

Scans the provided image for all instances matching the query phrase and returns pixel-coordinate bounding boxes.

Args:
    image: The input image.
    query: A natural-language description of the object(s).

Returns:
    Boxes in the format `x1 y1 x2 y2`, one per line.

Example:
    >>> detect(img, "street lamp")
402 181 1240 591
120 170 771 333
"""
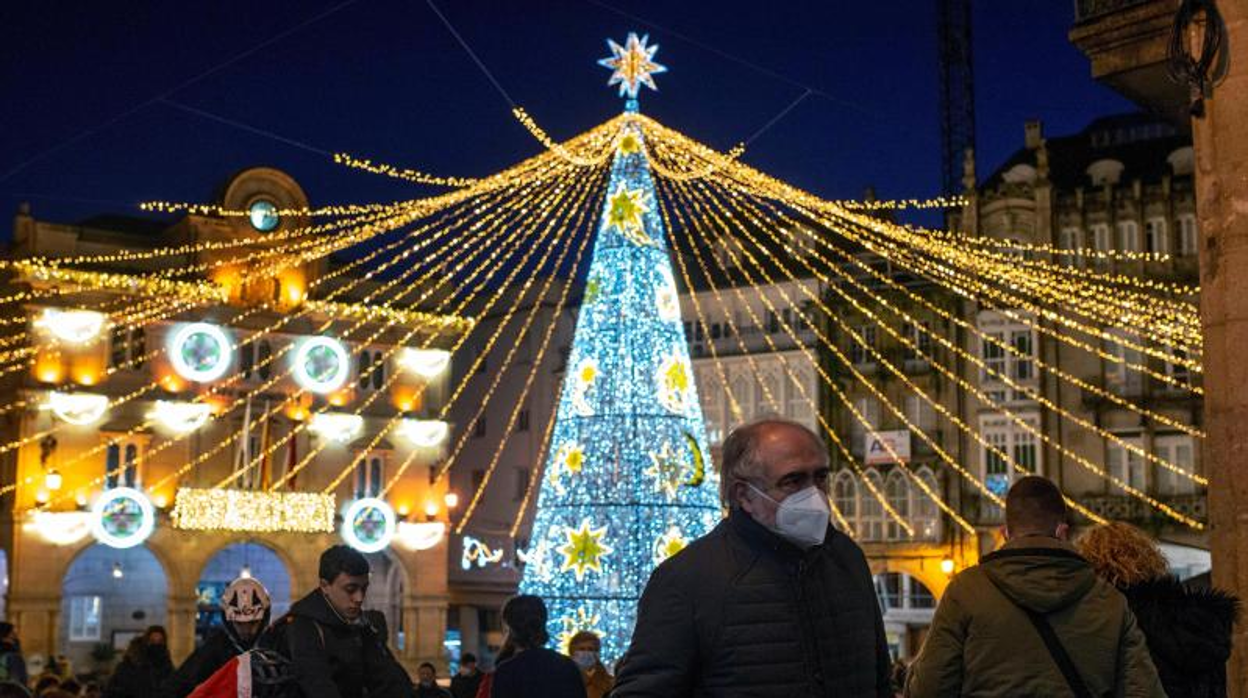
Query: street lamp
940 557 956 576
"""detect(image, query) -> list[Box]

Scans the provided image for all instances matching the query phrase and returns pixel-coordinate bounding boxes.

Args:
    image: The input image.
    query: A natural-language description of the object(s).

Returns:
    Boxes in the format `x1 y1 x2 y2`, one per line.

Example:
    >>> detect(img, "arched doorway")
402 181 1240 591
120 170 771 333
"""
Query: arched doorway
363 551 405 650
60 544 168 673
874 571 937 660
196 543 292 646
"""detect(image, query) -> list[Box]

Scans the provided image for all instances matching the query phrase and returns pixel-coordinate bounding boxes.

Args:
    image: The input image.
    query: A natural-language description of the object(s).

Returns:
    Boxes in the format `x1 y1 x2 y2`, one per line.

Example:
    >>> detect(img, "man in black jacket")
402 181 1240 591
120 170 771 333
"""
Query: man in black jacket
283 545 413 698
613 418 891 698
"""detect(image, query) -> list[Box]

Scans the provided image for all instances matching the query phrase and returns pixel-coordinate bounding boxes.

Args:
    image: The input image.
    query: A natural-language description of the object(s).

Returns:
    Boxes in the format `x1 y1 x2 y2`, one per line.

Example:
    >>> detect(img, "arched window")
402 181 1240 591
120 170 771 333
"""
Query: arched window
860 470 886 541
355 453 385 499
358 351 373 391
913 467 940 540
105 445 120 489
123 444 138 487
257 341 272 381
885 470 910 541
832 470 858 533
371 353 385 391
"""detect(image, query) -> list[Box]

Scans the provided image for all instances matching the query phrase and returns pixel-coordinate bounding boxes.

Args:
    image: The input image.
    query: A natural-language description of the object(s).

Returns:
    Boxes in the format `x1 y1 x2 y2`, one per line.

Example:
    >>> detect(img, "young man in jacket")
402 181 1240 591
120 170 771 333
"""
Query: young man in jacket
905 476 1166 697
282 545 413 698
613 418 891 698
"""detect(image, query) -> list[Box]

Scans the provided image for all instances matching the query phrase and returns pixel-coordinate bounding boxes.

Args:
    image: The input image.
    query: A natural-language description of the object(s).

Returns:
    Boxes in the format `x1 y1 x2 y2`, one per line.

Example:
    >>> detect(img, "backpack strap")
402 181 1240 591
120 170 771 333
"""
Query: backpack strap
1018 606 1095 698
984 576 1095 698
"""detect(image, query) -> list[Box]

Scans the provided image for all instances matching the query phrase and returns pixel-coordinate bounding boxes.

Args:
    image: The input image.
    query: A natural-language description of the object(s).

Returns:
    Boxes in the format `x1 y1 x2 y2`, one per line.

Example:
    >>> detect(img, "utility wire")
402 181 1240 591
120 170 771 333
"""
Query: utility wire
158 99 333 156
424 0 519 109
0 0 360 185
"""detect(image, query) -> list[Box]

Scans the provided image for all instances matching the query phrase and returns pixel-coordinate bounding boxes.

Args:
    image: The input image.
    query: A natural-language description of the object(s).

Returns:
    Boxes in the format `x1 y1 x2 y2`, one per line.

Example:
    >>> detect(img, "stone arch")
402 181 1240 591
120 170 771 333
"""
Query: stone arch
193 540 296 645
59 543 170 672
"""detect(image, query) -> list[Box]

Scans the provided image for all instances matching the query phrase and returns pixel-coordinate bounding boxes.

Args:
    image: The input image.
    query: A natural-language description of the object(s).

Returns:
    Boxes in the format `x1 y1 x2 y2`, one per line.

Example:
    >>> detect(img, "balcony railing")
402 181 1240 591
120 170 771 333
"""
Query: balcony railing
1080 492 1206 523
1074 0 1151 22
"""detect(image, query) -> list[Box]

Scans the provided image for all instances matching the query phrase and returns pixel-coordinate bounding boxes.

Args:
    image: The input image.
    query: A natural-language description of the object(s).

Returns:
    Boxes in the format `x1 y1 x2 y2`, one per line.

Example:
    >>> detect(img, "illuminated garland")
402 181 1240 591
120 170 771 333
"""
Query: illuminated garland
170 487 335 532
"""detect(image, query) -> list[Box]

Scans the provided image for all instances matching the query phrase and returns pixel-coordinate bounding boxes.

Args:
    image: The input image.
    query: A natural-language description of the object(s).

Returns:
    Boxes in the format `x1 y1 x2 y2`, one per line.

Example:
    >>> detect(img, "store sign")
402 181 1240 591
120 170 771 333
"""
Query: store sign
864 430 911 465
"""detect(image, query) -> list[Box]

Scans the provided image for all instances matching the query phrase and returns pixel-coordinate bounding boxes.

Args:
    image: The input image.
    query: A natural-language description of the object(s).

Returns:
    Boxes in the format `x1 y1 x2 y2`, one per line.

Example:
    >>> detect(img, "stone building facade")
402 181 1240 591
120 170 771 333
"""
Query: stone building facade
0 167 463 673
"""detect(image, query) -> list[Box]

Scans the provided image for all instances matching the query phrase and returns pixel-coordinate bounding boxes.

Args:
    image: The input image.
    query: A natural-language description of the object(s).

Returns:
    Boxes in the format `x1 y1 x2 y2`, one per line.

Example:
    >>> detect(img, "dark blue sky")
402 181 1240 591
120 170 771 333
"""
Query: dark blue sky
1 1 1133 233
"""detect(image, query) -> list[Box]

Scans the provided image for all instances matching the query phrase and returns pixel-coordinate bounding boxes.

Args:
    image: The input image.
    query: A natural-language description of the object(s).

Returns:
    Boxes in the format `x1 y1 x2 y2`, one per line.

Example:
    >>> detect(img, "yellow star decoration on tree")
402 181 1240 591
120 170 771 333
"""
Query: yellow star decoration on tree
664 358 689 393
617 131 642 155
654 525 688 564
645 441 684 499
597 32 668 98
605 184 652 246
657 354 693 413
559 518 614 582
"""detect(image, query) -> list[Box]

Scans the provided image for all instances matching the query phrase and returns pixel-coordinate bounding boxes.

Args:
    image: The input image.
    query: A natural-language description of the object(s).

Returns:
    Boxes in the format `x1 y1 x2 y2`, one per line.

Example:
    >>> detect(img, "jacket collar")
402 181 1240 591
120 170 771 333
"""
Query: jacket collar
982 534 1085 563
727 507 834 560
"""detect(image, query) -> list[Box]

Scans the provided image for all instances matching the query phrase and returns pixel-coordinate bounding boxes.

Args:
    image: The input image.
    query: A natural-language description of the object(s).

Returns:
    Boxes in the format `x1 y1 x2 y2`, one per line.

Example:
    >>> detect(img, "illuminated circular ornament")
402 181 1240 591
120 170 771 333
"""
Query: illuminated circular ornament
293 337 349 394
91 487 155 549
170 323 232 382
248 200 280 232
341 497 396 553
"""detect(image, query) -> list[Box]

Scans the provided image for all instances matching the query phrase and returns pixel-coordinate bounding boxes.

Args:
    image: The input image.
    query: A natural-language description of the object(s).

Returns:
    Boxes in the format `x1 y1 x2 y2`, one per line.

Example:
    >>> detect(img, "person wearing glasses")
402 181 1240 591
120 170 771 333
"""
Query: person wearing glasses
613 418 891 698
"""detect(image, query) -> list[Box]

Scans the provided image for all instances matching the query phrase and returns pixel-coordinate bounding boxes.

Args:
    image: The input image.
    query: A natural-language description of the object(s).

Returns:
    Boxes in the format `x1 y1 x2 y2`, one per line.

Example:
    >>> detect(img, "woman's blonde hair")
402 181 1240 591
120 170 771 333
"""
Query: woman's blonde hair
1076 521 1169 587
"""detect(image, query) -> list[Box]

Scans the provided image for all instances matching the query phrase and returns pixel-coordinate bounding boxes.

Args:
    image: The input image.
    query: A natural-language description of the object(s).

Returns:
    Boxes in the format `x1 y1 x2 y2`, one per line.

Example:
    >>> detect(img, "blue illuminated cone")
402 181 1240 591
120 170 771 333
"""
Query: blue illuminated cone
516 108 721 661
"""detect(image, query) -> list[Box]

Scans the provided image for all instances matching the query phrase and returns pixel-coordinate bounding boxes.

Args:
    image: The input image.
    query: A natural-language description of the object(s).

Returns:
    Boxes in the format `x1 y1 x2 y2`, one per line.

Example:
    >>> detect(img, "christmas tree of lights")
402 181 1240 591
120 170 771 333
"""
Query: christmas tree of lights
517 33 721 663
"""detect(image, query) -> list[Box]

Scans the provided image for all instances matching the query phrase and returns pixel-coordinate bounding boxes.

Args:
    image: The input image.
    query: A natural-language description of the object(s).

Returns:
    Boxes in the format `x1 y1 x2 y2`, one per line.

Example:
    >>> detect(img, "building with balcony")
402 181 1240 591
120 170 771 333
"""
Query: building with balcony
0 167 467 673
952 112 1206 556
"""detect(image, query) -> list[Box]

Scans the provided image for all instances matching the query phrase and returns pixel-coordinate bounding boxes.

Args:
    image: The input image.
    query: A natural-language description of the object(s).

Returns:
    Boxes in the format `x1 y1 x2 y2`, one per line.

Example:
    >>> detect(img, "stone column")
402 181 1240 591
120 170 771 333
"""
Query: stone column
1197 3 1248 696
458 604 480 662
401 595 448 672
165 593 199 665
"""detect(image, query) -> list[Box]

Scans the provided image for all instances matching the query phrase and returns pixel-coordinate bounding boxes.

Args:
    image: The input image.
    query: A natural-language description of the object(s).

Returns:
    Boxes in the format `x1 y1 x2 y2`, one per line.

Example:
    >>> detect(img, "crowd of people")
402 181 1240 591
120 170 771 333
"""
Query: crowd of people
0 418 1238 697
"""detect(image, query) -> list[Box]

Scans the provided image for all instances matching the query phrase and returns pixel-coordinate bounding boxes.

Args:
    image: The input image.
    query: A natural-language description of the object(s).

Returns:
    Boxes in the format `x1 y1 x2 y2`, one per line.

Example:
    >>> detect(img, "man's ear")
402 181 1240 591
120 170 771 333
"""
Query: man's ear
1055 522 1070 541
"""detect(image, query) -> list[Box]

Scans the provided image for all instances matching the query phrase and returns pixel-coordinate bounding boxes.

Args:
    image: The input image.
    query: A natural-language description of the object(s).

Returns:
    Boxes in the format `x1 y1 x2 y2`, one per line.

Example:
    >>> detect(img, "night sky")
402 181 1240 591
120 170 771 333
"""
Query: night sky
1 1 1134 236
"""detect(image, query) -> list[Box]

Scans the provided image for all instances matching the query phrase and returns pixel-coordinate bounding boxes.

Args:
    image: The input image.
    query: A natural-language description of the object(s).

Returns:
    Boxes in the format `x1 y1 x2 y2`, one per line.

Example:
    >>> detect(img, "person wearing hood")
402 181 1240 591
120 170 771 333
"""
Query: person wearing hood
613 418 890 698
1079 521 1240 698
905 476 1166 698
280 545 413 698
162 577 272 697
105 626 174 698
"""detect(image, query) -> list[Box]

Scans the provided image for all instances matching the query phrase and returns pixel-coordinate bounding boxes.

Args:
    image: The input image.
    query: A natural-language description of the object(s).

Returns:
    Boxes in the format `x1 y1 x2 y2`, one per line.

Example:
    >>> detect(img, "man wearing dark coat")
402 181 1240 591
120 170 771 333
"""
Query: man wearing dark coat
613 418 891 698
282 545 413 698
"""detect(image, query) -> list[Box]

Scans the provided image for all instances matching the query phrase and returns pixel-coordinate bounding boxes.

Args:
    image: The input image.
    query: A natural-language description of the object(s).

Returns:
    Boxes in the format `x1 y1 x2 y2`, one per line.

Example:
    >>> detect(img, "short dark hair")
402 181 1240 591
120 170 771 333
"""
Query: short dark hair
501 595 549 650
461 653 477 664
719 418 825 507
319 545 369 583
418 662 436 673
1005 476 1067 535
0 623 13 639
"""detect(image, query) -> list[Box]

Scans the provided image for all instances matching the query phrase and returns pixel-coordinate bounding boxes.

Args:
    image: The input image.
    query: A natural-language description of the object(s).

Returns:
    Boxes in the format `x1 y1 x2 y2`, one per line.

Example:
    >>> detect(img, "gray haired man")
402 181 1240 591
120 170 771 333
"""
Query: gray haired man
613 418 891 698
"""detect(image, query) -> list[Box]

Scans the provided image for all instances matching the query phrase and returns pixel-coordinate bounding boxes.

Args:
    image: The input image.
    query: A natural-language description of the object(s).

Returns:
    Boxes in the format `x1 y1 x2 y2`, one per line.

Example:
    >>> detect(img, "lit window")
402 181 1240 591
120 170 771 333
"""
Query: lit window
1117 220 1139 253
1177 215 1198 256
69 595 102 642
1155 435 1197 496
1145 218 1168 255
1107 435 1146 491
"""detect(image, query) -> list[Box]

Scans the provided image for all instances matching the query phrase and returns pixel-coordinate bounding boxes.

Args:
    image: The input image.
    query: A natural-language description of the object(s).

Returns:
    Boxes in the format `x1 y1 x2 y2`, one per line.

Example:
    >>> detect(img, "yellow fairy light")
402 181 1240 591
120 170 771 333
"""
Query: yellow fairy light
170 487 335 532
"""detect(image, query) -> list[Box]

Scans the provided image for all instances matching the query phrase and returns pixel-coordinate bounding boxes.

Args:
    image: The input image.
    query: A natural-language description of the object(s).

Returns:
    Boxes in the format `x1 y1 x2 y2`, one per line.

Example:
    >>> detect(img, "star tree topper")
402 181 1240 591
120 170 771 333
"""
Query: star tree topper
598 32 667 99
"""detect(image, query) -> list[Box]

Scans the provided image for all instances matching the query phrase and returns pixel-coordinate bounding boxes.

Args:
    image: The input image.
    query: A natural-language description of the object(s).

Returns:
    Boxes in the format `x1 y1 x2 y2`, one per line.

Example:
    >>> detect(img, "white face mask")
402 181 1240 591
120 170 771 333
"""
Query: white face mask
748 484 830 548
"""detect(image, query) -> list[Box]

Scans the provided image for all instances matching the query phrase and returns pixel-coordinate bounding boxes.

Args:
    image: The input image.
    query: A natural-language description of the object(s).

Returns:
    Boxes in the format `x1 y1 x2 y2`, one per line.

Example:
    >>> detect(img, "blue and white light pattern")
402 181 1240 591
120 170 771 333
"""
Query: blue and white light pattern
518 114 721 663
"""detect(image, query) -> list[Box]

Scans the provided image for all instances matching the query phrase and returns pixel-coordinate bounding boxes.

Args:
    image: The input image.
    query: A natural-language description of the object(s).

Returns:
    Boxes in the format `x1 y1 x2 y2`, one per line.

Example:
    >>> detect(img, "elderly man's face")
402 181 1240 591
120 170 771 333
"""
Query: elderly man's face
735 423 830 528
